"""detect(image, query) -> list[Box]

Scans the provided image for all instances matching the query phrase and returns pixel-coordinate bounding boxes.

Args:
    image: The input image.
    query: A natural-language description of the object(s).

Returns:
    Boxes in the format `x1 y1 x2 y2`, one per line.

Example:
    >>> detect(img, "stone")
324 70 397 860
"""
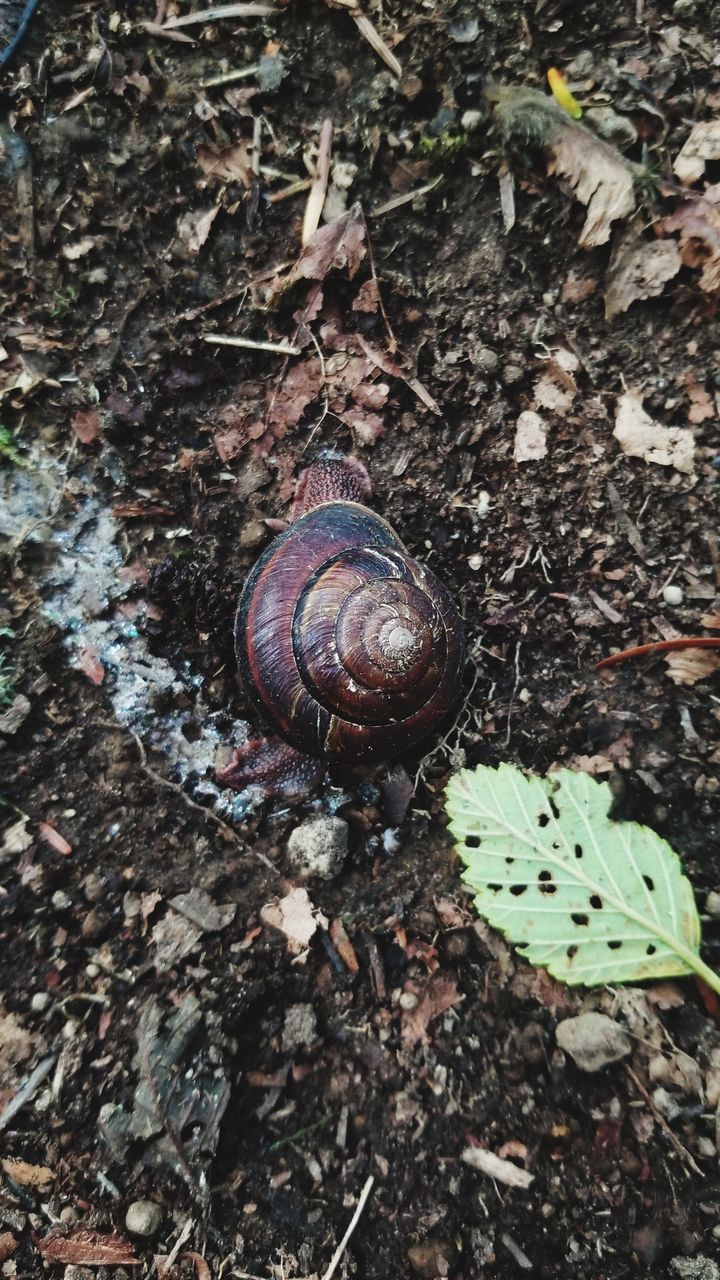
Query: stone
282 1003 317 1053
556 1012 631 1072
705 891 720 917
670 1257 720 1280
407 1240 455 1276
662 584 684 606
124 1199 163 1237
286 816 348 880
585 107 638 150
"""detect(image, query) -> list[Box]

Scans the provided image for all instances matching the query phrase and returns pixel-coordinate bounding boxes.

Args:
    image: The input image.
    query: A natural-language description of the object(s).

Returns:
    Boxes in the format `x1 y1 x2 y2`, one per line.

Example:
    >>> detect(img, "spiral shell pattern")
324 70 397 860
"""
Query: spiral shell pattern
236 501 465 763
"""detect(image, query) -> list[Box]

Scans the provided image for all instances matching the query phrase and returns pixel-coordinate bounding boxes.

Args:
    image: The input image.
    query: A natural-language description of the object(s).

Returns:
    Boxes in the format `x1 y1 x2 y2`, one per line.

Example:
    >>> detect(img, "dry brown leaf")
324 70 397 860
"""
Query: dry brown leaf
261 887 328 956
197 140 253 188
663 188 720 295
546 121 636 247
605 231 681 320
533 374 573 413
35 1229 138 1266
176 205 220 254
673 119 720 184
0 1234 17 1263
71 408 102 444
685 373 714 424
613 391 695 476
561 272 598 303
401 974 463 1047
664 648 720 685
514 410 547 462
268 203 366 300
1 1158 54 1187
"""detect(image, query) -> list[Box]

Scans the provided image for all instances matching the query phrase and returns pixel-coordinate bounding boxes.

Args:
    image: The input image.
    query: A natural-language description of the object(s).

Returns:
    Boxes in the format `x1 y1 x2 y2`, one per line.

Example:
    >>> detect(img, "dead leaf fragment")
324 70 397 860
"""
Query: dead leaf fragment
673 119 720 184
461 1145 534 1189
35 1228 138 1266
401 974 463 1047
548 123 636 247
71 408 102 444
0 1234 17 1263
268 202 366 300
1 1157 54 1187
197 140 253 188
514 410 547 462
663 188 720 295
605 232 681 320
613 391 695 476
261 887 328 955
664 648 720 685
176 205 220 254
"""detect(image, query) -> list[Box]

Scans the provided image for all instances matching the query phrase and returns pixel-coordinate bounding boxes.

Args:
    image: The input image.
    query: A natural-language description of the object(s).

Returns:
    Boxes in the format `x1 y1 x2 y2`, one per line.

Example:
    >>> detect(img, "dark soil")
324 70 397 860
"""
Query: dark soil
1 1 720 1278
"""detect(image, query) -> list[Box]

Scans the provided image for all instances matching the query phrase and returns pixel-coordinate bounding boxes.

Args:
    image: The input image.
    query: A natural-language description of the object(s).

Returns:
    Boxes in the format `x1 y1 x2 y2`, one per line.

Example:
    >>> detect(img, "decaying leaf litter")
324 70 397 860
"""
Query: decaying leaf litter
1 0 720 1277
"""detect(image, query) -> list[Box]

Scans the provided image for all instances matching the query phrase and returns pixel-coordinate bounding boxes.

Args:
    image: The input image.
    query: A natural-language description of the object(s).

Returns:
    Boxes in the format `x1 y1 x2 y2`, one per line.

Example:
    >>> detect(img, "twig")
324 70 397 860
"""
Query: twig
352 14 401 78
597 637 720 670
371 178 442 217
321 1176 375 1280
164 3 276 28
625 1064 704 1179
0 1054 56 1132
200 64 260 87
154 1218 194 1278
268 177 313 204
200 333 301 356
302 118 334 246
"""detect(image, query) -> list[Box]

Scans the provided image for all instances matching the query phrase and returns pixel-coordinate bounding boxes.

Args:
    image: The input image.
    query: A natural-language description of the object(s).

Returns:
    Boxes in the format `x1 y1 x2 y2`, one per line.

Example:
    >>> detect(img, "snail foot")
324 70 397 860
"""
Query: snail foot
216 736 325 802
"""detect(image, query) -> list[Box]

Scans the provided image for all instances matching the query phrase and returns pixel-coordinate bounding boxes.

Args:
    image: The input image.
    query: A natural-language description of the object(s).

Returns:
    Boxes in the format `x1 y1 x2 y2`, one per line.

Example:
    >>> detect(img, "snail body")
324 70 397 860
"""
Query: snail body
233 459 465 767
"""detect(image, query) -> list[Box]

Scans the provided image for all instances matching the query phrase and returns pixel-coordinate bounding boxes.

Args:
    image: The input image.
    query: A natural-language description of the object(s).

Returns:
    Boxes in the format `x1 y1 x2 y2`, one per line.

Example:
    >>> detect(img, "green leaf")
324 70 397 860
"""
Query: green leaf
446 763 718 992
0 424 26 467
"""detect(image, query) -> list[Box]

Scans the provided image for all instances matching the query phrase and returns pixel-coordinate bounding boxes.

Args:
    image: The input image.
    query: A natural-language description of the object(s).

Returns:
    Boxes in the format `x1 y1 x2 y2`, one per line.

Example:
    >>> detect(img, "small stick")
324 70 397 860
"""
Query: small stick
302 118 334 246
353 14 401 78
0 1054 56 1132
164 3 275 28
371 178 442 217
201 333 300 356
625 1065 703 1179
596 637 720 670
268 177 312 204
200 64 260 87
321 1176 375 1280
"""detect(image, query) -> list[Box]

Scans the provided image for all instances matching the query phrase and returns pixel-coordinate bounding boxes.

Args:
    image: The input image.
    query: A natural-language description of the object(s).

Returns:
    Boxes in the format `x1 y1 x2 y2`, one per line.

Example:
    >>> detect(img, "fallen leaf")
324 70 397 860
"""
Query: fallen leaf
1 1157 54 1187
561 272 598 303
673 119 720 184
605 231 681 320
197 140 253 188
547 120 636 246
176 205 220 254
663 187 720 295
71 408 102 444
261 887 328 956
664 648 720 685
401 974 463 1047
167 888 236 933
35 1229 138 1266
268 202 366 300
613 391 695 476
0 1234 17 1263
514 410 547 462
685 373 714 424
533 374 573 412
77 647 104 685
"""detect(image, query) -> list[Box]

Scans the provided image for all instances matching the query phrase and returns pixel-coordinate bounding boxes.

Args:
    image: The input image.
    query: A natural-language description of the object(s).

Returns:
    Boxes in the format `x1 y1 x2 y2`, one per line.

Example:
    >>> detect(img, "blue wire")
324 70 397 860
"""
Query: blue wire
0 0 43 72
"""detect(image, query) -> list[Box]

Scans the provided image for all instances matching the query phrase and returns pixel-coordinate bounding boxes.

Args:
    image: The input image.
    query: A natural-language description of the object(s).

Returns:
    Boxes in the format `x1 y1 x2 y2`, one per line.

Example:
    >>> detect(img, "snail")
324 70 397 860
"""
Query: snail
217 455 465 800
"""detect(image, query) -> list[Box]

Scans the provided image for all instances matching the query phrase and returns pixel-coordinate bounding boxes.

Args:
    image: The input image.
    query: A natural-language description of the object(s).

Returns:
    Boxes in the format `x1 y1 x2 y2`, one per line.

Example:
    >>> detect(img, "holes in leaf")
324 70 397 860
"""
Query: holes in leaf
589 894 603 910
505 856 515 865
465 835 480 849
488 883 502 893
607 940 622 951
548 797 560 820
571 913 589 927
510 884 528 897
538 812 550 828
566 945 578 960
643 874 655 892
574 844 583 859
538 869 556 895
540 882 557 895
538 870 552 881
646 944 657 956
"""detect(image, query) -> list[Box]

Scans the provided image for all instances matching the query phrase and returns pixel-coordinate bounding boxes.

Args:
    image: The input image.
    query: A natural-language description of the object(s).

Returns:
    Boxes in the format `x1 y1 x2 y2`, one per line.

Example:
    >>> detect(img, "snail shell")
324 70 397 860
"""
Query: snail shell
235 499 465 763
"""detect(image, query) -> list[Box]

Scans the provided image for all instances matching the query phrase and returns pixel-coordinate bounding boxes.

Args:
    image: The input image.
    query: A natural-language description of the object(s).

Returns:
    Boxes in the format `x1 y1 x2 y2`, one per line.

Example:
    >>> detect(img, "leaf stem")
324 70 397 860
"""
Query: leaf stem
681 950 720 997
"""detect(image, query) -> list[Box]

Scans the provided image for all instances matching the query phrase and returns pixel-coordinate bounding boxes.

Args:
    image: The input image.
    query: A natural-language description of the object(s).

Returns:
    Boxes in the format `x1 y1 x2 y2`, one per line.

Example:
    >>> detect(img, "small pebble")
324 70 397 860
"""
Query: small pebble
125 1199 163 1237
281 1003 317 1053
705 891 720 917
399 991 418 1010
670 1256 720 1280
556 1012 631 1072
663 584 684 606
52 890 72 912
672 0 696 16
286 816 348 880
30 992 51 1013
